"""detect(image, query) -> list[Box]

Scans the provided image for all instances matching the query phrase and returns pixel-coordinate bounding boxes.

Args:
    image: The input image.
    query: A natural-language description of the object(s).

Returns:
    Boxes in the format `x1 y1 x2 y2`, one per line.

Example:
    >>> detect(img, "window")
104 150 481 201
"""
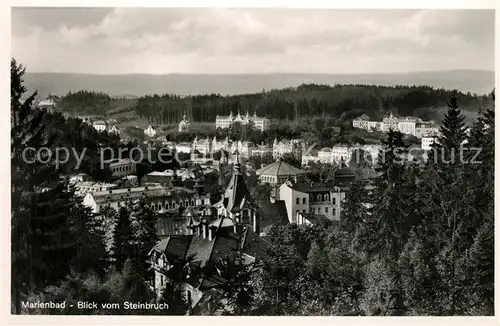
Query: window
302 198 306 204
333 208 336 215
296 198 300 205
325 207 329 214
332 198 336 205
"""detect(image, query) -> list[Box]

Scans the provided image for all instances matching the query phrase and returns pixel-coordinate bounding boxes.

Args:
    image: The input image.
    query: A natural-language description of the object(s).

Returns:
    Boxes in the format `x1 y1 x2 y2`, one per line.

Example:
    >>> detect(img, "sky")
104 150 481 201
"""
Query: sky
11 7 496 74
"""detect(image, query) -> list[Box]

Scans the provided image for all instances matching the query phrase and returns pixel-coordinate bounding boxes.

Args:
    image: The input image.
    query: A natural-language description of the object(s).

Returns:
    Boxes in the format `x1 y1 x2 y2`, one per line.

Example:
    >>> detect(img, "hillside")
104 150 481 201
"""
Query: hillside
25 70 495 99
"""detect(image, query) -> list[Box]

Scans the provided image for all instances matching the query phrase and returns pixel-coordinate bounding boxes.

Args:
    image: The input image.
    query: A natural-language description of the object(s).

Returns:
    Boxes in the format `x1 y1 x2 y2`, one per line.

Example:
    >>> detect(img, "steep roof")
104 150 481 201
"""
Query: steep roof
217 154 255 213
256 159 306 177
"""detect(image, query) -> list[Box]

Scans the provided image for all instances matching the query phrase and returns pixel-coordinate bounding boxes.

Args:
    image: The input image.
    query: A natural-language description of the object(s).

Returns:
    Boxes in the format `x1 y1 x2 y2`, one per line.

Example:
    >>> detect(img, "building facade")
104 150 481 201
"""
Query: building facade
144 125 157 138
178 114 190 132
278 180 345 224
109 159 137 177
215 111 270 131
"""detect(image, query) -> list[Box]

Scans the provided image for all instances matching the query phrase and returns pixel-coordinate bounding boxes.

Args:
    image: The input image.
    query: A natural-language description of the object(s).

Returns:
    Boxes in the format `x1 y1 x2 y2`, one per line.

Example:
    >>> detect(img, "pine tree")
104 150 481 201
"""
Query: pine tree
130 198 159 278
435 96 467 151
370 130 410 259
336 179 372 253
111 206 134 272
11 59 78 313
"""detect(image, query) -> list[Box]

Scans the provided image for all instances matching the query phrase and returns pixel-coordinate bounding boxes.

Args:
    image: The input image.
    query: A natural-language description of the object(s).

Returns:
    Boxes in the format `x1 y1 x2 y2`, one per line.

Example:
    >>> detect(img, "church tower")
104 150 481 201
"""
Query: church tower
213 152 259 234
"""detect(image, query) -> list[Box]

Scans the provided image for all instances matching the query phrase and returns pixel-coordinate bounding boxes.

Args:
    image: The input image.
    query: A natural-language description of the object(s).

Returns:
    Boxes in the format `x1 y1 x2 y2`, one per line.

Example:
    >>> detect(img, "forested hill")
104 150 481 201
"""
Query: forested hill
25 70 494 98
55 84 494 125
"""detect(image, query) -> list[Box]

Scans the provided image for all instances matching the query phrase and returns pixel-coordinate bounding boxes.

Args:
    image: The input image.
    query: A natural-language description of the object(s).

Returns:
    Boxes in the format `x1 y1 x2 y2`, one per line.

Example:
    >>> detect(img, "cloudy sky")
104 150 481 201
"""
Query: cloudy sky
11 7 495 74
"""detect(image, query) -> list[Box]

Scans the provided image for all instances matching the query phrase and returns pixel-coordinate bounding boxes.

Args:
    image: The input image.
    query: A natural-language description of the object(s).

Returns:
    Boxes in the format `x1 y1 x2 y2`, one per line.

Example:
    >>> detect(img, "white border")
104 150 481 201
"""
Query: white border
1 1 499 326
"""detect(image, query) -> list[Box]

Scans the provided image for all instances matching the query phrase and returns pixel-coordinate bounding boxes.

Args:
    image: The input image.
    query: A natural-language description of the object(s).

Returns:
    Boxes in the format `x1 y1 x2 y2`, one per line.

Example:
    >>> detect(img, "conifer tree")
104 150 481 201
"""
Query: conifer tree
111 206 134 272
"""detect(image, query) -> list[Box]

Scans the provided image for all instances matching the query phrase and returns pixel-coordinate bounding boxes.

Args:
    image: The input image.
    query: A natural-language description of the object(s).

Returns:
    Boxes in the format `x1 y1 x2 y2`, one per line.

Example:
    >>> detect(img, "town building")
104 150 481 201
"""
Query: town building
256 158 307 186
272 138 303 160
93 121 108 133
421 136 437 151
108 125 120 135
69 173 91 184
37 98 56 111
397 117 419 136
193 136 212 155
381 112 400 132
176 142 192 154
109 158 137 177
415 122 440 138
352 114 380 132
147 155 265 311
83 184 210 214
144 125 157 138
74 181 118 197
279 180 346 224
250 143 272 157
215 111 270 132
178 114 190 132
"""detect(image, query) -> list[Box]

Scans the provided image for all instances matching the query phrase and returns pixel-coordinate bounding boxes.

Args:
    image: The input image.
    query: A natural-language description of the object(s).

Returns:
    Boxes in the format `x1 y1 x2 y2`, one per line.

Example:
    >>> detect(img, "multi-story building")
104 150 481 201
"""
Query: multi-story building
192 137 212 155
397 117 419 136
108 125 120 135
148 156 264 311
421 136 437 151
93 121 107 132
230 140 254 158
176 142 192 154
272 138 303 160
37 98 56 111
279 180 346 224
381 112 399 132
415 122 440 138
250 144 272 157
216 111 270 132
83 184 210 214
352 114 380 132
178 114 190 132
74 181 118 197
144 125 157 138
107 159 136 177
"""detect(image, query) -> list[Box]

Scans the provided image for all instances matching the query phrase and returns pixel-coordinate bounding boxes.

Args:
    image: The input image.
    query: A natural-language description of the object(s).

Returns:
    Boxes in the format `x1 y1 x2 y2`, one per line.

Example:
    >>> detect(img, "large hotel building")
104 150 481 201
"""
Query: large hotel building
215 111 270 131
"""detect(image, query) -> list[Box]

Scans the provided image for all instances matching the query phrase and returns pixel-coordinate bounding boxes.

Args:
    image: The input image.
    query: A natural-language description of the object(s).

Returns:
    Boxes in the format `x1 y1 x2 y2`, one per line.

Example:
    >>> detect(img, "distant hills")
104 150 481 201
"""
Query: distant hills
24 70 495 99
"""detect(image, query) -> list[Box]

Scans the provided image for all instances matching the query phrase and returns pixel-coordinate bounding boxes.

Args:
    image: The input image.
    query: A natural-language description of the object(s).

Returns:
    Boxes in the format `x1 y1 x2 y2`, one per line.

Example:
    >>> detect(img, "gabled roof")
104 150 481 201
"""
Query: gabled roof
217 155 255 213
256 159 306 177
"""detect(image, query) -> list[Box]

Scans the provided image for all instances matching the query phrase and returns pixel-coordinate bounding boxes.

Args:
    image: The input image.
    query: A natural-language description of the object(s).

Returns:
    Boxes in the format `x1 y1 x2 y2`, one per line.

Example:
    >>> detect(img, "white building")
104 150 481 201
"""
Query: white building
144 125 157 138
178 114 190 132
272 139 303 160
93 121 107 133
415 123 440 138
397 117 419 136
176 142 192 154
192 137 212 155
83 184 208 214
317 146 352 164
109 159 137 177
216 111 270 132
279 180 345 224
108 125 120 135
74 181 118 197
381 112 399 132
352 114 380 132
421 137 437 151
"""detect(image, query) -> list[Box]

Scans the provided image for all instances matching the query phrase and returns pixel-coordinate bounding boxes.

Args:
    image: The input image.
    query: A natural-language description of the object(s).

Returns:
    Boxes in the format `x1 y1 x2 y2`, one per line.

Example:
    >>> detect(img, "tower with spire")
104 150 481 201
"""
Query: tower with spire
213 151 259 234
